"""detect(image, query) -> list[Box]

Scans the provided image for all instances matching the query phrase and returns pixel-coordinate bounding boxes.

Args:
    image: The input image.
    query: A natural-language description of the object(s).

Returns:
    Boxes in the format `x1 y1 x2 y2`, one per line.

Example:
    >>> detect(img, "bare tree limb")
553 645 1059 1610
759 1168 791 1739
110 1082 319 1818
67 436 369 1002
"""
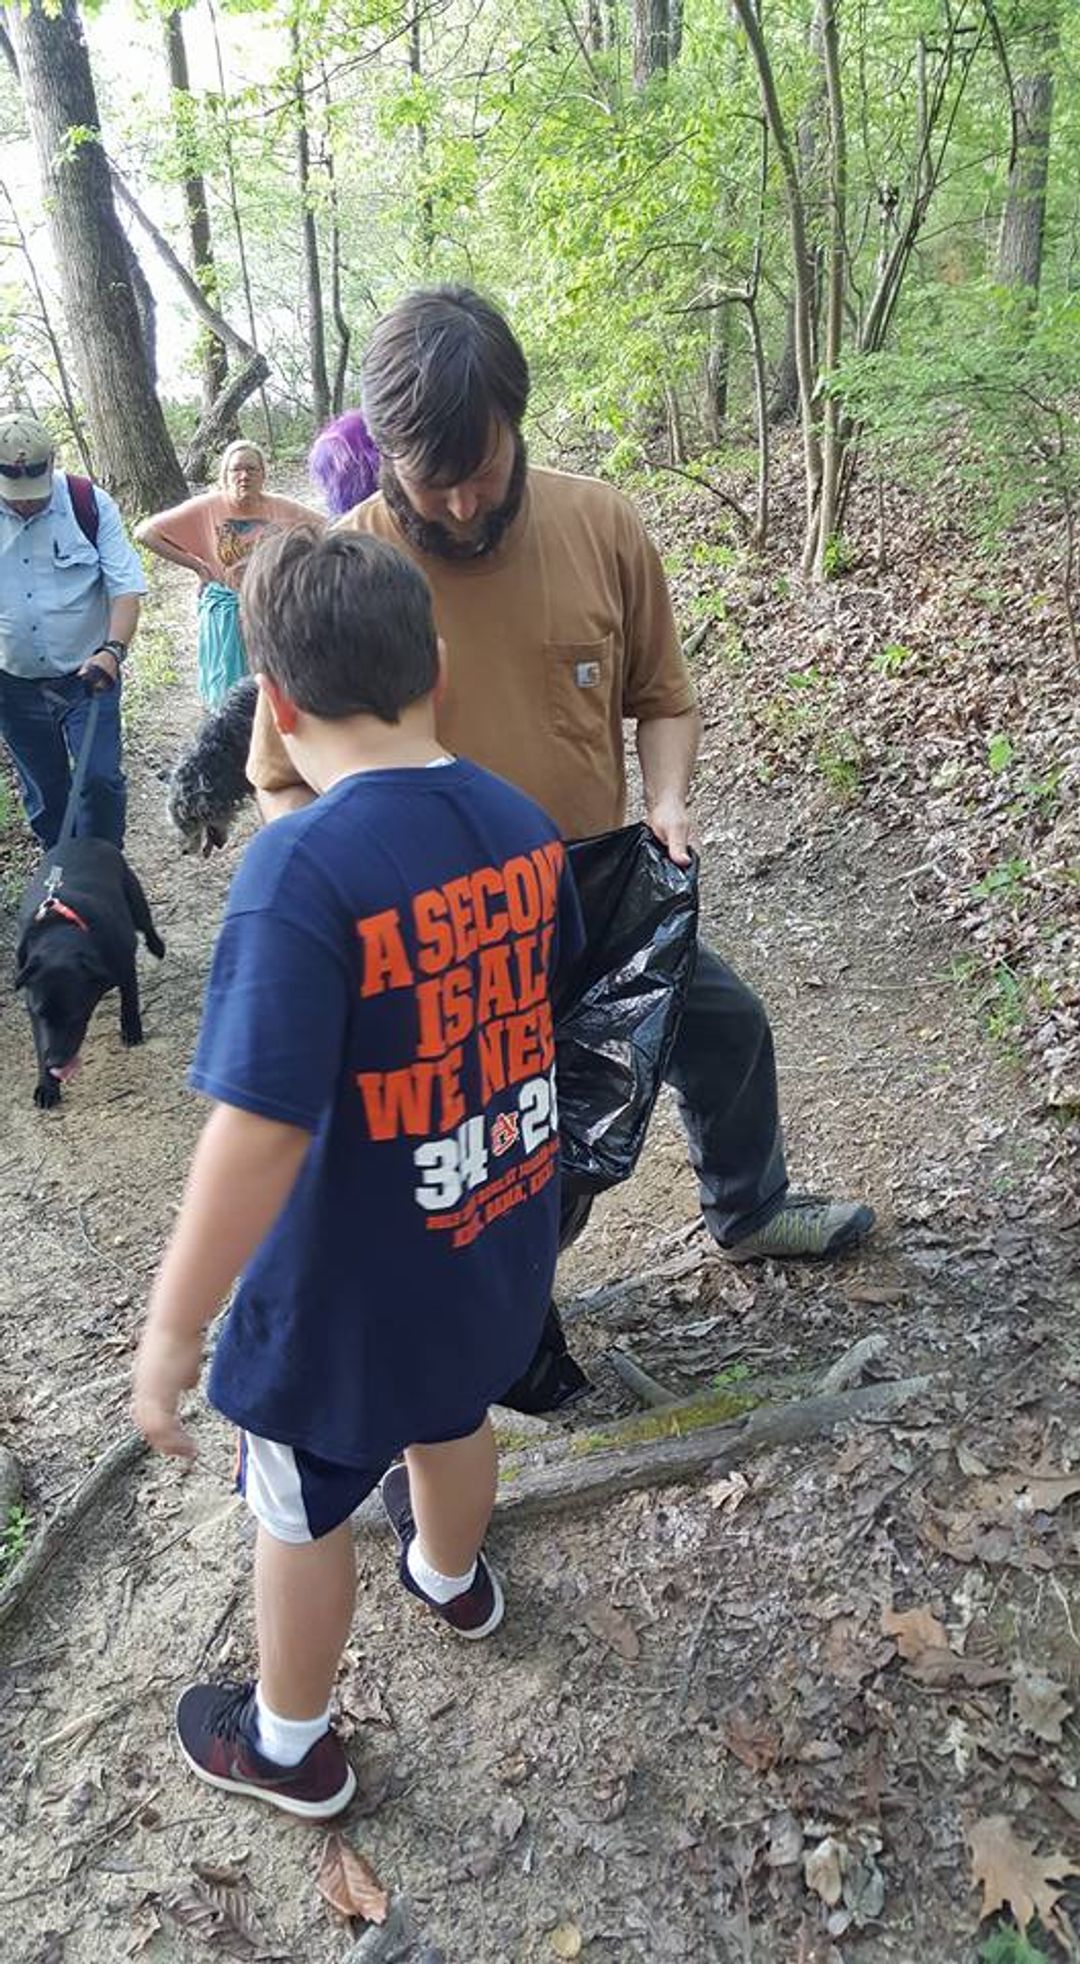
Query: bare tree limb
979 0 1020 176
651 461 754 535
107 164 257 363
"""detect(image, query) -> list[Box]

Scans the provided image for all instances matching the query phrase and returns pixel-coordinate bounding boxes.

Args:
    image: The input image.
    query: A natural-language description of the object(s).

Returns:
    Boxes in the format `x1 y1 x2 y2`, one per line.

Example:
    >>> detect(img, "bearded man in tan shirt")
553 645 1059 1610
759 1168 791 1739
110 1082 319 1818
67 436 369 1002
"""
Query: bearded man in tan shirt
248 285 873 1271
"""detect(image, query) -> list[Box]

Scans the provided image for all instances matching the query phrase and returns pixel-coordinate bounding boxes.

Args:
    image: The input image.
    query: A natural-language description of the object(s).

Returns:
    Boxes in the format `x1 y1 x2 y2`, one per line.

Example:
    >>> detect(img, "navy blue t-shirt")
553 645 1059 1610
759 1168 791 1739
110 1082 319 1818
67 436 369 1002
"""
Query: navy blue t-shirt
192 759 584 1467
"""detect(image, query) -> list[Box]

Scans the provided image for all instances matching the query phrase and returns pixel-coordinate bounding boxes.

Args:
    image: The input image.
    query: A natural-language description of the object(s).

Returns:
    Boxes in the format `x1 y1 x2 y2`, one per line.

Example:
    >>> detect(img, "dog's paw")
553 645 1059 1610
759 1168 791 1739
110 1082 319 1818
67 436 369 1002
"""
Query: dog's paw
34 1078 61 1109
121 1022 145 1048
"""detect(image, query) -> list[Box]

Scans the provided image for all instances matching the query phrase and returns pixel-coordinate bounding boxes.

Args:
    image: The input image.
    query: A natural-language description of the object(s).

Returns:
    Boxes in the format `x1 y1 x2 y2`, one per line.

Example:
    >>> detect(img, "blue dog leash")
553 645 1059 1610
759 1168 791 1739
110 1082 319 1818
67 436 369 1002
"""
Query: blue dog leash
54 674 110 854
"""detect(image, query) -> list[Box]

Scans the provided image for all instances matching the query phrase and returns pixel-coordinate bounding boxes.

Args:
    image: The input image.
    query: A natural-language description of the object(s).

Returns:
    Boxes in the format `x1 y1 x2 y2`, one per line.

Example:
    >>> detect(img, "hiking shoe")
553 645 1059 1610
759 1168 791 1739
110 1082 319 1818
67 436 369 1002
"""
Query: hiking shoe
175 1680 356 1819
380 1463 505 1640
725 1194 875 1263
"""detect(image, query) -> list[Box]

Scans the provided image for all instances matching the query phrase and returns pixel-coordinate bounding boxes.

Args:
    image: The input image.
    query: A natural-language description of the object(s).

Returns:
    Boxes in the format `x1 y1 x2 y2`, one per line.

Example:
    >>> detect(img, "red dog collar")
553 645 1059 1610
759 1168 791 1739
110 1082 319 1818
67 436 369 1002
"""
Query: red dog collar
35 896 90 934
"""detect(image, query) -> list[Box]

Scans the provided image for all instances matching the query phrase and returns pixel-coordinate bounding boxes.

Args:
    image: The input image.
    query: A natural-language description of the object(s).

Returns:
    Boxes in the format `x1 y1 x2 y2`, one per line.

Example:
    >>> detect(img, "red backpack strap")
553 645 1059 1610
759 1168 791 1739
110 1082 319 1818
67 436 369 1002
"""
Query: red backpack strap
65 472 100 548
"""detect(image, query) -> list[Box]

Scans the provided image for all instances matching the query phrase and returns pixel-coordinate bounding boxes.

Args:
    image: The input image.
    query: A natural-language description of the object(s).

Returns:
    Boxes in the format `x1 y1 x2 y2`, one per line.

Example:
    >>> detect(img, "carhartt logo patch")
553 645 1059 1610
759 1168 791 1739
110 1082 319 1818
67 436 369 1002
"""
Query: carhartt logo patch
575 661 601 688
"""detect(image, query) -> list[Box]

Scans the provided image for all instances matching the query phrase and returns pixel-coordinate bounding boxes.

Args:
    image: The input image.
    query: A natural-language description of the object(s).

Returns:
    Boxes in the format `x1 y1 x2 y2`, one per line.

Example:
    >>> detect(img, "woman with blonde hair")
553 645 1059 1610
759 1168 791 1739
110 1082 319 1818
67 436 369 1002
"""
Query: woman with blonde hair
137 442 317 705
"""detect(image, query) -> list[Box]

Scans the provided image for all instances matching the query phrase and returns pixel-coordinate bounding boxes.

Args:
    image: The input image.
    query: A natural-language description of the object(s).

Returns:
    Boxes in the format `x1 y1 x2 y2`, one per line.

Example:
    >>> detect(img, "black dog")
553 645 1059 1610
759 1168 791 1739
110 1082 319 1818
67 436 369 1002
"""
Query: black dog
167 676 258 855
15 839 165 1107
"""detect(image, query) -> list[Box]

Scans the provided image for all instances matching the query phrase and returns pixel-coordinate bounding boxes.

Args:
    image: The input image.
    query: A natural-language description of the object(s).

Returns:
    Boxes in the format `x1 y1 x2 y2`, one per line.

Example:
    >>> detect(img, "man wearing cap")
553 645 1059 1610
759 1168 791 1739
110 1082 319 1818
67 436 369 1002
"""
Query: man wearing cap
0 413 146 848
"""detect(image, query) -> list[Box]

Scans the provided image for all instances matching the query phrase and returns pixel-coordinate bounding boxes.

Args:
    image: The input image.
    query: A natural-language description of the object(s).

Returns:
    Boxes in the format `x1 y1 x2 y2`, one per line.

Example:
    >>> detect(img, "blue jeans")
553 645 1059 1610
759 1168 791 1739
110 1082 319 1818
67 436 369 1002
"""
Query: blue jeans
0 668 126 849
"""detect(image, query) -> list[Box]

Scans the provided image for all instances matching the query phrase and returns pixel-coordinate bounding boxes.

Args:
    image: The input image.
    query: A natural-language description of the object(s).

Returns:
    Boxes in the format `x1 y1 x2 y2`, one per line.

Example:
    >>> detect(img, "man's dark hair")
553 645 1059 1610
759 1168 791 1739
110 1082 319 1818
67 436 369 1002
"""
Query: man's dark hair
362 284 530 484
240 525 438 724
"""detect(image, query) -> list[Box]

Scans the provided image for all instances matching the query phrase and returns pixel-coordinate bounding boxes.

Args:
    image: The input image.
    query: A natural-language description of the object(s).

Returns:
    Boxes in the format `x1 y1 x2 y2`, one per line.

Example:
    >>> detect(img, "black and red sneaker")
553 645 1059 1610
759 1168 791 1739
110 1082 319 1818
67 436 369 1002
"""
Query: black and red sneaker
175 1680 356 1819
380 1464 504 1640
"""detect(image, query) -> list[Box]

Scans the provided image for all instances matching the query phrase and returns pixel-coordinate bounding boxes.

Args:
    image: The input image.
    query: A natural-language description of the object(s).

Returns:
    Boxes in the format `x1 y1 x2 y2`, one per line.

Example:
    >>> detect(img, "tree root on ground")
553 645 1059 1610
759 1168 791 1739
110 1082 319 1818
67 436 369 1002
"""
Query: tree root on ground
0 1432 147 1630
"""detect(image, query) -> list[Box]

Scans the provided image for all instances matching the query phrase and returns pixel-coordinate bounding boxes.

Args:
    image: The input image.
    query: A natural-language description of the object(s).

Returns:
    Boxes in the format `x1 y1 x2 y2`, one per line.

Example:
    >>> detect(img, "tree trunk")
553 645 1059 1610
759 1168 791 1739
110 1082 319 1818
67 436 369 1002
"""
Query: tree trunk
122 231 157 391
208 0 274 453
410 13 435 268
632 0 668 87
668 0 683 66
164 9 229 415
181 352 270 483
833 20 983 535
664 382 685 465
292 24 330 429
0 172 92 469
730 0 822 563
7 0 186 509
996 16 1059 295
705 298 730 441
769 99 825 425
743 296 769 547
812 0 846 580
768 300 800 424
323 119 351 416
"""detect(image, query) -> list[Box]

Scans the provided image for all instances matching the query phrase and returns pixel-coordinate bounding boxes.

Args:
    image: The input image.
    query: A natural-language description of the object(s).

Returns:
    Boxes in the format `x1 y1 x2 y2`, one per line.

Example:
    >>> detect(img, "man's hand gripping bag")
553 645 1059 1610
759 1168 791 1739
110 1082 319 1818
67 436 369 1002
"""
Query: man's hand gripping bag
556 822 699 1203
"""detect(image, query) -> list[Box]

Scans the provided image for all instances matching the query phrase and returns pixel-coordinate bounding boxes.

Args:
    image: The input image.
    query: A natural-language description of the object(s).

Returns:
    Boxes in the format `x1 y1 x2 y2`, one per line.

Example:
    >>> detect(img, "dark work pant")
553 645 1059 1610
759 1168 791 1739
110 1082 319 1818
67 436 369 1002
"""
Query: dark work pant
559 941 789 1254
665 941 788 1244
0 668 126 849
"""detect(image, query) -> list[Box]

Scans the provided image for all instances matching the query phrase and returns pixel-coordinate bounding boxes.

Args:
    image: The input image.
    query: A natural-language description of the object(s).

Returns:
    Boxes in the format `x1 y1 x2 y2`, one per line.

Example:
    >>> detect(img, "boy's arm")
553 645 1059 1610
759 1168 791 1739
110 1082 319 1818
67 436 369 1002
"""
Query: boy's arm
247 684 315 817
133 1103 311 1458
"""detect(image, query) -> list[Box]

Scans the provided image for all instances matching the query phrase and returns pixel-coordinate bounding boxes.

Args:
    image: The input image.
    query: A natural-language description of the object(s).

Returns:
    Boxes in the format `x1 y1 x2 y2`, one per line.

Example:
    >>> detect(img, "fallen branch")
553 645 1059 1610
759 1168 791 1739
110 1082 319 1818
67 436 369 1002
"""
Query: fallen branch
344 1899 431 1963
108 166 255 363
560 1245 709 1325
491 1375 931 1520
0 1432 147 1630
609 1330 891 1427
681 620 712 661
816 1332 889 1395
608 1349 677 1407
653 461 754 536
676 1583 723 1716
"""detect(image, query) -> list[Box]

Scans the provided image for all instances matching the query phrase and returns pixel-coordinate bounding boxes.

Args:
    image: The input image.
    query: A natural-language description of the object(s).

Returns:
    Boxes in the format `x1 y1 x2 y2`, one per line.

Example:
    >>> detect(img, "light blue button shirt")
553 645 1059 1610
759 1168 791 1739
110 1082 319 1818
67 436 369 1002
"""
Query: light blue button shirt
0 472 147 679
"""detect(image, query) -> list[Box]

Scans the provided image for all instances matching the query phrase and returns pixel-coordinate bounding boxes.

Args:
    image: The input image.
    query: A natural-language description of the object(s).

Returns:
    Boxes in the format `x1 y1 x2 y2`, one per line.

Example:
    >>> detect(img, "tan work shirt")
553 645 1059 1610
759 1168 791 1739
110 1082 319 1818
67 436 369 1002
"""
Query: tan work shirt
247 465 696 840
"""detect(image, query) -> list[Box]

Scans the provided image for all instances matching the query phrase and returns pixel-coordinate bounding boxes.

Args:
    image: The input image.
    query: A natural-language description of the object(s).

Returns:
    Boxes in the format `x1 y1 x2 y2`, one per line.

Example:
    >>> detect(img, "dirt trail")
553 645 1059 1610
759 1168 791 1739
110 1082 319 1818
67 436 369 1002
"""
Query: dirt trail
0 561 1077 1964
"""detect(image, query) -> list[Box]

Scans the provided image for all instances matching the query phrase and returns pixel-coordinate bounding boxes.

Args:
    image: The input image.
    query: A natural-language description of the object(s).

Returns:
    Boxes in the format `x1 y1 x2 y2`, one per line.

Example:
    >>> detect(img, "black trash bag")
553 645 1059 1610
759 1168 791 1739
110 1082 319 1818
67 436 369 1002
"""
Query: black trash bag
497 1302 591 1415
498 1191 596 1416
498 826 699 1417
555 823 699 1196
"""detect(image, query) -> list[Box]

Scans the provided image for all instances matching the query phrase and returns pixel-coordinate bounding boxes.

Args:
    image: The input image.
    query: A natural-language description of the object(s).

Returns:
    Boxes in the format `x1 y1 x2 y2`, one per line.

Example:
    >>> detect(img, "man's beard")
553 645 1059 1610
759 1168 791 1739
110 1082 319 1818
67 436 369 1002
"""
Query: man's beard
380 434 528 562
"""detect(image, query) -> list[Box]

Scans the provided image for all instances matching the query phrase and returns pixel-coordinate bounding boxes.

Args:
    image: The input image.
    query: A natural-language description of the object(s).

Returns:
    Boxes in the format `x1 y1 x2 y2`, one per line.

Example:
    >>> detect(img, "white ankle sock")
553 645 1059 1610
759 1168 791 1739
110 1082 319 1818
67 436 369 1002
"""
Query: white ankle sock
407 1539 476 1604
254 1685 331 1767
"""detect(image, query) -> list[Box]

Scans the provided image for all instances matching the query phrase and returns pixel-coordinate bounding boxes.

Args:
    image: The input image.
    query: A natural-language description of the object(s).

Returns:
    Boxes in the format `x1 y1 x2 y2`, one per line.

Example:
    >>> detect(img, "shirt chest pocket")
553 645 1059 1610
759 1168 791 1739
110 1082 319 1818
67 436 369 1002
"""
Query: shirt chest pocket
51 535 99 574
544 635 616 743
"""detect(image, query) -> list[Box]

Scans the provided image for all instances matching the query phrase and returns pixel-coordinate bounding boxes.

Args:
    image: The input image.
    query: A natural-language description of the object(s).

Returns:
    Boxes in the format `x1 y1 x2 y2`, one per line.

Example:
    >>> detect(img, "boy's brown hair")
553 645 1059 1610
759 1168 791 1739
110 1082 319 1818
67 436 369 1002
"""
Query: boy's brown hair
241 524 438 724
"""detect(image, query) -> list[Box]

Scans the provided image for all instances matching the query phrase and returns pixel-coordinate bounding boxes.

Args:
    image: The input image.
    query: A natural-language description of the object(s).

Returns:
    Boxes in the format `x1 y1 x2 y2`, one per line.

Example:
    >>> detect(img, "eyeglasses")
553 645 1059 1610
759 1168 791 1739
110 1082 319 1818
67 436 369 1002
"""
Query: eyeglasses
0 458 51 480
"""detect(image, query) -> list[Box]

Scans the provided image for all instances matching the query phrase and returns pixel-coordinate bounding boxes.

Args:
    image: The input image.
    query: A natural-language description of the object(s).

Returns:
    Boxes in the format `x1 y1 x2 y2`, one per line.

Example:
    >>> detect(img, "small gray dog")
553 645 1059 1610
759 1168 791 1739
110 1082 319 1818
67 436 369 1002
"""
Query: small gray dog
167 676 258 855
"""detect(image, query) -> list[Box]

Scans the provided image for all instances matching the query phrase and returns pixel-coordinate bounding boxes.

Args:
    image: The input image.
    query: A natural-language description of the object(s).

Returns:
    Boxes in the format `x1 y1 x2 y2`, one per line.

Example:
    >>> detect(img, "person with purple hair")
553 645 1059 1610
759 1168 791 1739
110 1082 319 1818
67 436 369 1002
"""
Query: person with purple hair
307 412 380 519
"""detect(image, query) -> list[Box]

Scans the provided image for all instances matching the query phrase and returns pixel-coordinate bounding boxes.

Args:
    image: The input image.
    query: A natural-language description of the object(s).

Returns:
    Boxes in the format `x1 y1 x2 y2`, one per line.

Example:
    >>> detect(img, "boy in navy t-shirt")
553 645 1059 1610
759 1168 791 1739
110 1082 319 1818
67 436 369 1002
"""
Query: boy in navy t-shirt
133 525 582 1820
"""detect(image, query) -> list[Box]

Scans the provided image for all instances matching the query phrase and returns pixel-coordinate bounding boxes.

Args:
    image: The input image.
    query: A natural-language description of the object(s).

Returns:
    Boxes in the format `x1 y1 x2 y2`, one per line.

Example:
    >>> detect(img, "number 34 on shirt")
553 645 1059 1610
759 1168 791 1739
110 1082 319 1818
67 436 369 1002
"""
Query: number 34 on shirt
413 1067 559 1214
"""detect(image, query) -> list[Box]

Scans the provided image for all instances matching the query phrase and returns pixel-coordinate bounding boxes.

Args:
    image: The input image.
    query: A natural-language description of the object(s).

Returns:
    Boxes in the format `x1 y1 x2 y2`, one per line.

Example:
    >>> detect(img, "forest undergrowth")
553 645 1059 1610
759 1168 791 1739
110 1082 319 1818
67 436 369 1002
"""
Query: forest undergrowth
644 441 1080 1188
